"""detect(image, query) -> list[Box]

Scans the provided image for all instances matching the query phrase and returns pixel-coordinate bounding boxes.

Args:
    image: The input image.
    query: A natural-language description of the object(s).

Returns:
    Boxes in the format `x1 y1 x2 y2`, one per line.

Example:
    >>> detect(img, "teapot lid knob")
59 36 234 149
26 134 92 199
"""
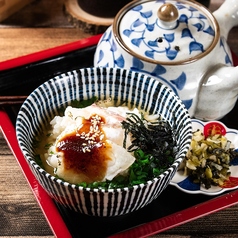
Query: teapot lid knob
157 3 178 29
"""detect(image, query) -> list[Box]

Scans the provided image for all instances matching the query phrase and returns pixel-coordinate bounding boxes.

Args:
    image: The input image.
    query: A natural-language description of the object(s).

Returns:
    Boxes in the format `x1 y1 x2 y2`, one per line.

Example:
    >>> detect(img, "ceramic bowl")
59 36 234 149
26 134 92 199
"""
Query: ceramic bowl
16 67 192 216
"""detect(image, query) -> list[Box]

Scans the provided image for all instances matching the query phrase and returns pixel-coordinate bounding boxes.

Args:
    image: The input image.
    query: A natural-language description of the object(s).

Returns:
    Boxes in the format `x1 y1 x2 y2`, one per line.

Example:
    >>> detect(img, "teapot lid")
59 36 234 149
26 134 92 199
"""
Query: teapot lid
113 0 219 64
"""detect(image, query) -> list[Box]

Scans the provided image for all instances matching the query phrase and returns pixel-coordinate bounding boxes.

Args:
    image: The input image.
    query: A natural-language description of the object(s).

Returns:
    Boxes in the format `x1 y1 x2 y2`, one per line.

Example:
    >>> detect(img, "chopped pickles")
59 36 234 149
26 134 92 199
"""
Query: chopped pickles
180 129 238 189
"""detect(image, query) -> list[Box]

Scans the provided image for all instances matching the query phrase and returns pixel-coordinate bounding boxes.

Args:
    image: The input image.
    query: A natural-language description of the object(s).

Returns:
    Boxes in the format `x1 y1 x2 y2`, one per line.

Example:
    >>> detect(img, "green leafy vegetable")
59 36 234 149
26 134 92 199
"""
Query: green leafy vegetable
44 143 53 150
34 154 44 168
181 130 238 189
58 97 98 115
71 96 97 108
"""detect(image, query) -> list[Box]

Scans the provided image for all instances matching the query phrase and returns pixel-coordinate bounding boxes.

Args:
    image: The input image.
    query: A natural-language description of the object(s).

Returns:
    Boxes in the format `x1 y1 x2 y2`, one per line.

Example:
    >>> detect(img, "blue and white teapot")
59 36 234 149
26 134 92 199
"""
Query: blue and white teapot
94 0 238 120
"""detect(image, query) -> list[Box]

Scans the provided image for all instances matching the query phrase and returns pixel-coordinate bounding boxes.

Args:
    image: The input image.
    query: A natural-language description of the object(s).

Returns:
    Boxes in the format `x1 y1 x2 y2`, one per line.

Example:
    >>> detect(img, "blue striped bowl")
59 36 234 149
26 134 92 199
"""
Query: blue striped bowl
16 67 192 216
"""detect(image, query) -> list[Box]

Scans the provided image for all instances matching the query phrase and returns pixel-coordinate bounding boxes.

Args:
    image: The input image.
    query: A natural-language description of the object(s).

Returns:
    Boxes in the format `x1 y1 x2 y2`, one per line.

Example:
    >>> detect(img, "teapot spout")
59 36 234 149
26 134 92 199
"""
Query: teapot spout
213 0 238 39
194 65 238 121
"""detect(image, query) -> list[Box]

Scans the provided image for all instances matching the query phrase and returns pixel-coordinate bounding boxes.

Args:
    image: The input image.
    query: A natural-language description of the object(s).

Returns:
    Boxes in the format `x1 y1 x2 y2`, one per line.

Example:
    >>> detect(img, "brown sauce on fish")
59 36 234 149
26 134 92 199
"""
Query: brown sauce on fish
56 114 111 182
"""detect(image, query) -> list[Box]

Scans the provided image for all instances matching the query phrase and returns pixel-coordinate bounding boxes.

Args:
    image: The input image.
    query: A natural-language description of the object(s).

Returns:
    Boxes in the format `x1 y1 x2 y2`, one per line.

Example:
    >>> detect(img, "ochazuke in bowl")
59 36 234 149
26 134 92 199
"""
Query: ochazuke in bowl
16 67 192 216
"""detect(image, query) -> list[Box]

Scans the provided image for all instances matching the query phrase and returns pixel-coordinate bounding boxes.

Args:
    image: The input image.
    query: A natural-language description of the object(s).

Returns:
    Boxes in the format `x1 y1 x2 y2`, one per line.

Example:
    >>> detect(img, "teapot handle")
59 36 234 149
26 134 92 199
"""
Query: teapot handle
213 0 238 39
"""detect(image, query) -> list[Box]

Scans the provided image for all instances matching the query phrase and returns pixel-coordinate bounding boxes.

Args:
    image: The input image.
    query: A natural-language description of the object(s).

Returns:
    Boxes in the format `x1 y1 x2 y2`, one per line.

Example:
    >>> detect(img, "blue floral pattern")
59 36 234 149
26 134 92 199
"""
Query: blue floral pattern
120 0 215 62
94 0 232 112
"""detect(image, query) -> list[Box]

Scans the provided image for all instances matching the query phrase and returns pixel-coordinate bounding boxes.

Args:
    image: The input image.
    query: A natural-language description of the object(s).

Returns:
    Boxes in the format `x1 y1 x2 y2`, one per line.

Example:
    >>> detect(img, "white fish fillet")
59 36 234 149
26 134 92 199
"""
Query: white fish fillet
46 104 137 184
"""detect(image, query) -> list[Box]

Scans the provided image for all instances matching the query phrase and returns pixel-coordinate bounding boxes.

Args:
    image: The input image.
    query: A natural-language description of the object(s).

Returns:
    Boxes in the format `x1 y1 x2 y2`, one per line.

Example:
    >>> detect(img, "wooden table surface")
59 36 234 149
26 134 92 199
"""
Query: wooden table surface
0 0 238 237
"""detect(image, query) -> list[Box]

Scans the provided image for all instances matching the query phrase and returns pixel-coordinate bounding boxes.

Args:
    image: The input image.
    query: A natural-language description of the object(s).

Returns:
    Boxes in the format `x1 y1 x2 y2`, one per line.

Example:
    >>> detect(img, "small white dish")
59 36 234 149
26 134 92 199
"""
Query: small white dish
170 119 238 196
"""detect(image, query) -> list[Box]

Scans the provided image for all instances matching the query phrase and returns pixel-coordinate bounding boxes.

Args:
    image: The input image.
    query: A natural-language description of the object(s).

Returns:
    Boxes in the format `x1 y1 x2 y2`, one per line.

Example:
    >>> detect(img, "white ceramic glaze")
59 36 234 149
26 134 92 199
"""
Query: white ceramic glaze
94 0 238 120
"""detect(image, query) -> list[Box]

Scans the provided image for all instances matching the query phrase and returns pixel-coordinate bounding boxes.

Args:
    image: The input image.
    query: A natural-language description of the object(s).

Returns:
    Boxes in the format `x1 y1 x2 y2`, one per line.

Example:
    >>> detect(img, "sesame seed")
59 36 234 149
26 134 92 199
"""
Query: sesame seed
67 111 73 118
75 113 106 154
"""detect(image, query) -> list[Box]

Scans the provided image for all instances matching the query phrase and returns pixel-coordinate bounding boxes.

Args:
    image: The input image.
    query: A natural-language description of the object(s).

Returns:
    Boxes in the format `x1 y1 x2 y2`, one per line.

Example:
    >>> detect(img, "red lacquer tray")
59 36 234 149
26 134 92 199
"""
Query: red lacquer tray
1 34 238 238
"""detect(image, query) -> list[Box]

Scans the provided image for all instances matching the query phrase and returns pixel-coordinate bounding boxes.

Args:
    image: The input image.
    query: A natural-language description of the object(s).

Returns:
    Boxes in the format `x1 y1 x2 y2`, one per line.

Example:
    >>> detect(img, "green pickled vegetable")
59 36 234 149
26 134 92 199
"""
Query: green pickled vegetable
180 129 238 189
